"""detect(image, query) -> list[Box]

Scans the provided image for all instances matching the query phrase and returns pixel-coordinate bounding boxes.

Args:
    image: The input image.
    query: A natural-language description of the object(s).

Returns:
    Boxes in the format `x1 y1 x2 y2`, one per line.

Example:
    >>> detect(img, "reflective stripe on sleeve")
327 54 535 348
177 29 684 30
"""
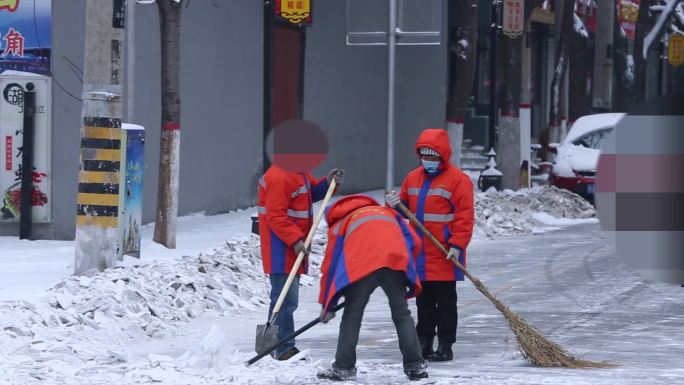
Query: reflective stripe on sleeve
287 209 310 219
423 213 454 222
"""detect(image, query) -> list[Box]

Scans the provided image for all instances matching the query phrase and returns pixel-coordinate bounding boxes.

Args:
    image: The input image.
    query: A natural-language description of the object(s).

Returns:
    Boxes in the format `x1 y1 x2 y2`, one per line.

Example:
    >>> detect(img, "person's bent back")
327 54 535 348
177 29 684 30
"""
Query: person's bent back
317 195 429 381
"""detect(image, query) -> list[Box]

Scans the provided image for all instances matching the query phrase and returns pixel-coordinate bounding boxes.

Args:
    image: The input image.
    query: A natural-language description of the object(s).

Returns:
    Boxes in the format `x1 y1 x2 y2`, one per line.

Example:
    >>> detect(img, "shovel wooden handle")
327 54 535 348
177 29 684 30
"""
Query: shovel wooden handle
395 202 476 283
269 178 337 323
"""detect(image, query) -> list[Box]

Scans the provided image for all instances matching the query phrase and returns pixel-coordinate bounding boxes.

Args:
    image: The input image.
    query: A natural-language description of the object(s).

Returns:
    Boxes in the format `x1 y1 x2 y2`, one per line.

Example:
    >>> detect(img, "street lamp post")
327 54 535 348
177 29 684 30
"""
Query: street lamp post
488 0 499 151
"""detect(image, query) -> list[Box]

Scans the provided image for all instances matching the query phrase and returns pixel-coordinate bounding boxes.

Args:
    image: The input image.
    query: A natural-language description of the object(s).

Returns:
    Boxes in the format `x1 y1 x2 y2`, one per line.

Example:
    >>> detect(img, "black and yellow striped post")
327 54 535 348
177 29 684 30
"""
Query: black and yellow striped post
77 117 122 229
74 91 124 275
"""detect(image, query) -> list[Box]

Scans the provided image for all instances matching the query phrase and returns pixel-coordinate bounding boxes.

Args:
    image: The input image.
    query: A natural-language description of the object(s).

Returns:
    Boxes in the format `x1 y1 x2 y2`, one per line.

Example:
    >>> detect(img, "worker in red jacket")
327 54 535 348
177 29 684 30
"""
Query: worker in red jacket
257 165 344 360
386 128 475 362
316 195 428 381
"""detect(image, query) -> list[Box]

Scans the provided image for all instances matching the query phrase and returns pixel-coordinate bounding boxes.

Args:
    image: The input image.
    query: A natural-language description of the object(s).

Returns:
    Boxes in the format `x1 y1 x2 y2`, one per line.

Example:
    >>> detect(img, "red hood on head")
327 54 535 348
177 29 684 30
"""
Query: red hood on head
415 128 452 166
325 195 380 226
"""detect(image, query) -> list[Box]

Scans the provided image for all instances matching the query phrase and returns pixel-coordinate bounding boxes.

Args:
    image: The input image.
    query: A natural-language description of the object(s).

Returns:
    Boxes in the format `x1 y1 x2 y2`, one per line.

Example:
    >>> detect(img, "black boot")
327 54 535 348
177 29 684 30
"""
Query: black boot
317 364 357 381
404 360 429 381
428 340 453 362
418 336 434 359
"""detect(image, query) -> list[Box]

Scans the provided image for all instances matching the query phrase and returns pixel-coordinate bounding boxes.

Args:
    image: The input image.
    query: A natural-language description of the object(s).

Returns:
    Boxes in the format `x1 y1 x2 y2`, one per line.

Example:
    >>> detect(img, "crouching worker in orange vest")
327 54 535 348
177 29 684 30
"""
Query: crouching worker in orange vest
316 195 428 382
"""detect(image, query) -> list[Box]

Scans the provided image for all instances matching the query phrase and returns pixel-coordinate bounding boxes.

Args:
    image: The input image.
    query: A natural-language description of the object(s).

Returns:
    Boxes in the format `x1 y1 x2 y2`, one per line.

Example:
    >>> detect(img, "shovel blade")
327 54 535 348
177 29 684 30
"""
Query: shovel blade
255 323 279 355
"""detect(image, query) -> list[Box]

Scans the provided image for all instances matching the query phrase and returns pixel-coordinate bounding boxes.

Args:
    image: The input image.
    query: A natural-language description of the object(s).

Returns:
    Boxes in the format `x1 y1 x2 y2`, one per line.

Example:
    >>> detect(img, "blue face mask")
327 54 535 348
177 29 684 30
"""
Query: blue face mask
421 159 441 174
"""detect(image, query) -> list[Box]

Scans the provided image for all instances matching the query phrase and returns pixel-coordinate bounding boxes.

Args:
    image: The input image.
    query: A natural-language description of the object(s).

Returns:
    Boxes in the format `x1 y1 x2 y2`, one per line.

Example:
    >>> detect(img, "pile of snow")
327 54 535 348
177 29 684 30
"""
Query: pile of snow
0 230 328 384
2 239 266 341
474 186 596 238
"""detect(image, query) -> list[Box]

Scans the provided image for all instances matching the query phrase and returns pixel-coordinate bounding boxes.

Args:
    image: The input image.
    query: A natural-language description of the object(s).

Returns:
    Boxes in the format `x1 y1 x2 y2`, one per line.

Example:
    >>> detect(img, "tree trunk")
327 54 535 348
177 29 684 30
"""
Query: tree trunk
539 0 572 160
495 0 544 189
496 34 523 190
633 0 656 103
568 2 593 123
445 0 478 167
153 0 182 249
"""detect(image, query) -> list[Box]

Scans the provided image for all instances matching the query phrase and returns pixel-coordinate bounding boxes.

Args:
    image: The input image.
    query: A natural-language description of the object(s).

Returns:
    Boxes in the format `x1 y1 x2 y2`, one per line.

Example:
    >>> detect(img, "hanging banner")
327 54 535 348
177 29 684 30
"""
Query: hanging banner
576 0 597 34
617 0 640 40
275 0 312 25
669 34 684 67
0 0 51 76
0 72 51 222
502 0 525 38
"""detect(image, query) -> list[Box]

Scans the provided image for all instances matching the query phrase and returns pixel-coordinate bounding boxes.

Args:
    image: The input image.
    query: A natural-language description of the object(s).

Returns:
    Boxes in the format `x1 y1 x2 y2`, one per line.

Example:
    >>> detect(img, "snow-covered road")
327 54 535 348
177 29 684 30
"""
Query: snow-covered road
1 187 680 384
59 223 682 385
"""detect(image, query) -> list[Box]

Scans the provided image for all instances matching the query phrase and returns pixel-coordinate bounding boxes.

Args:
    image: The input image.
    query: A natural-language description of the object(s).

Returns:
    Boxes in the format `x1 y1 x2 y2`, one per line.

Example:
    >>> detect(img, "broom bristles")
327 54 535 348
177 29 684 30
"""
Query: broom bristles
470 277 616 369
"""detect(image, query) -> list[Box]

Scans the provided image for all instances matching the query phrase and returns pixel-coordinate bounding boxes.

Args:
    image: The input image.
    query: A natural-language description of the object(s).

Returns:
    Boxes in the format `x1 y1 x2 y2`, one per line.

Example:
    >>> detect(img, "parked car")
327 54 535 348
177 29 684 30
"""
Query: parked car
548 113 625 201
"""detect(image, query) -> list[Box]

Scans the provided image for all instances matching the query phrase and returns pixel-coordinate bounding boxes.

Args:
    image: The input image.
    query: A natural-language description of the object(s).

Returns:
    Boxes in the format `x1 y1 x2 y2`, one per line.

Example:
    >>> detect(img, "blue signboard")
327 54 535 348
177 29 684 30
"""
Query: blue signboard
0 0 51 75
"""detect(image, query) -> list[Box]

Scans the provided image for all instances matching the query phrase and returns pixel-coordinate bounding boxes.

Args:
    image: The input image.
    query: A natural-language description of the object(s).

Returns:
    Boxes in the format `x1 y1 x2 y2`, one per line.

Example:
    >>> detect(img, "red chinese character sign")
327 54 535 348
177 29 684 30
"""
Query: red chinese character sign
0 0 51 75
0 73 52 222
503 0 525 38
669 34 684 67
275 0 312 25
617 0 640 40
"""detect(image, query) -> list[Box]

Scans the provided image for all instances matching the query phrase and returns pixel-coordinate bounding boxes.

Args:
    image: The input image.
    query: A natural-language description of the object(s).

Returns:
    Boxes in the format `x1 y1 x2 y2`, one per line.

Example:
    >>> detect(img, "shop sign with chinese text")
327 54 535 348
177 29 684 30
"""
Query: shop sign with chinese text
0 0 51 75
0 73 51 222
669 33 684 67
503 0 525 38
275 0 312 25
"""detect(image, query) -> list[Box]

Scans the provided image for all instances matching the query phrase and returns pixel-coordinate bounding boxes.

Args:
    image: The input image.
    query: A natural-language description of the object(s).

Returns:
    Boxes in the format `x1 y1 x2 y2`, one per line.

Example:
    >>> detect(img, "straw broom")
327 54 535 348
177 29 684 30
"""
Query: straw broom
396 203 615 368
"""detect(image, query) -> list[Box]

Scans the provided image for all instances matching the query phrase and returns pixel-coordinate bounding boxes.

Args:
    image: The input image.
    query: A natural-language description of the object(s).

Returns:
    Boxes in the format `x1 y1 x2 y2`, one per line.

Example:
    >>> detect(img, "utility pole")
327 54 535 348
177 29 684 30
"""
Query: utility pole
74 0 126 274
125 0 136 122
592 0 614 112
488 0 499 151
386 0 397 191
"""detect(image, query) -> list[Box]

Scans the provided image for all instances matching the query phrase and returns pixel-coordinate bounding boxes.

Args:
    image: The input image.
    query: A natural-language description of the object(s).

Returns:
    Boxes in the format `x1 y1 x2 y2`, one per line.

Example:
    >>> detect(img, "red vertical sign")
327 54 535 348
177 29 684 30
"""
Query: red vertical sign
4 136 11 171
503 0 524 38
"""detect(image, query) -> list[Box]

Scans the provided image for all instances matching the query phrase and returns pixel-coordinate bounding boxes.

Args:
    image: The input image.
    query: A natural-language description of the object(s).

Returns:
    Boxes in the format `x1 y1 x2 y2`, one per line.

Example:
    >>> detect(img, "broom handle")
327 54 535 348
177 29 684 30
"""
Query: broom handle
269 178 337 324
396 202 478 283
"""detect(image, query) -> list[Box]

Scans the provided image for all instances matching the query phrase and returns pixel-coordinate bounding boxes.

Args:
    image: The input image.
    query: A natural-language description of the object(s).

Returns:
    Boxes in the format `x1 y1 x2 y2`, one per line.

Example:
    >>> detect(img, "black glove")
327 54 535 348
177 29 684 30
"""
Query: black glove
327 168 345 186
294 240 310 257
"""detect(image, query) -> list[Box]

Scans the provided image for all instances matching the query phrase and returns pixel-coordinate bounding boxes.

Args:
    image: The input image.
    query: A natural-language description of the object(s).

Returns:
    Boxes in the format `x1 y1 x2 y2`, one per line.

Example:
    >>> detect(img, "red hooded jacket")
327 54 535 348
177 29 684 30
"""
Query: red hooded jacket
399 128 475 281
319 195 423 312
257 165 330 274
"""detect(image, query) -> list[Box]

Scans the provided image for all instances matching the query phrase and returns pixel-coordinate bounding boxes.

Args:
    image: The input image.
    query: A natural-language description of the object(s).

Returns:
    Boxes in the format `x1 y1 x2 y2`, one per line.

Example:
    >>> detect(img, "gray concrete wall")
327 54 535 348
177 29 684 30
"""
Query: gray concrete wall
2 0 447 240
130 0 263 223
306 0 448 192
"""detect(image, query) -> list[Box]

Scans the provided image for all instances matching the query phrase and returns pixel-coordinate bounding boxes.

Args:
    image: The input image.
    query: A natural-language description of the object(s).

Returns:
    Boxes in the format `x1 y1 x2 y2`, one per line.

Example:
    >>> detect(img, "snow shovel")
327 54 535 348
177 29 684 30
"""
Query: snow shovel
246 302 345 366
254 178 337 355
395 202 614 368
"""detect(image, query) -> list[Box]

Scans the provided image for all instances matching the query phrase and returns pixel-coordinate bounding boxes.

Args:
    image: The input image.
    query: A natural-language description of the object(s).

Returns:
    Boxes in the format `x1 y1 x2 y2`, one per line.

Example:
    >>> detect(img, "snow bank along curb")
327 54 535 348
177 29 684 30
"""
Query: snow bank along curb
474 186 596 238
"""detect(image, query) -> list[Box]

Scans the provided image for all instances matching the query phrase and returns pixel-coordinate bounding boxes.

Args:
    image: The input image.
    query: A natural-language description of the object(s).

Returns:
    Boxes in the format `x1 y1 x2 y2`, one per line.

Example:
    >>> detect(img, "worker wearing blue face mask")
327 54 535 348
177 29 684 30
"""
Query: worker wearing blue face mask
385 128 475 362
